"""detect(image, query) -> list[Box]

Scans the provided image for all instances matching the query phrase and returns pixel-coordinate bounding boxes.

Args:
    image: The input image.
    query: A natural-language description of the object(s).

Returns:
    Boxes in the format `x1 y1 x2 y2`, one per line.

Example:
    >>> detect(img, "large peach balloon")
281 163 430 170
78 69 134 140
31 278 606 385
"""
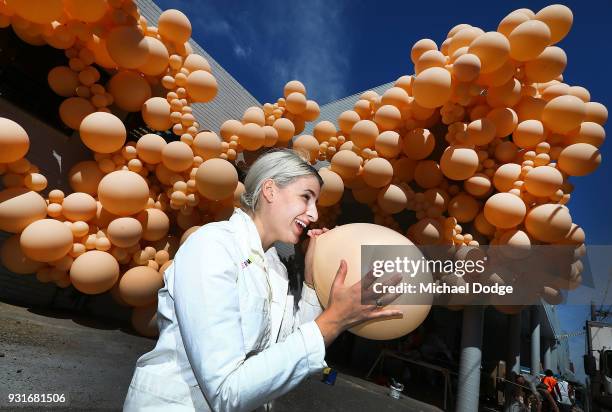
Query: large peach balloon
293 134 320 163
584 102 608 126
1 234 44 274
414 160 443 189
493 163 522 192
350 120 379 149
525 204 572 243
107 217 142 248
285 92 307 115
64 0 107 22
183 54 211 73
70 251 119 295
566 122 605 148
108 71 152 112
142 97 172 131
8 0 62 24
413 67 452 108
377 184 408 214
98 171 149 216
47 66 78 97
402 128 435 160
466 118 496 146
484 193 526 229
363 158 393 188
374 105 402 131
303 100 320 122
161 141 193 172
195 158 238 201
524 46 567 83
79 112 126 153
452 53 481 82
273 118 295 143
541 95 586 134
486 107 517 137
20 219 73 262
317 169 344 207
0 188 47 233
0 117 30 163
375 131 402 159
312 223 432 340
193 131 222 160
158 9 192 44
535 4 573 44
557 143 601 176
106 25 150 69
137 133 167 164
237 123 265 151
440 146 479 181
59 97 95 130
513 119 546 149
330 150 361 180
448 193 480 223
508 20 551 61
313 121 337 143
62 192 97 222
137 208 170 241
338 111 361 134
68 161 104 196
242 107 265 126
87 35 117 69
411 38 437 64
468 31 510 74
119 266 164 307
524 166 563 197
186 70 218 103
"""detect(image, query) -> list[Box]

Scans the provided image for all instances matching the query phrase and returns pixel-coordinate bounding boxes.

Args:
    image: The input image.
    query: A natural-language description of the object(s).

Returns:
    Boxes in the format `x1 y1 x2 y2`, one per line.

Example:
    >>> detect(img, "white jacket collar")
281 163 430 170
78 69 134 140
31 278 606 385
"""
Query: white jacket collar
231 208 267 267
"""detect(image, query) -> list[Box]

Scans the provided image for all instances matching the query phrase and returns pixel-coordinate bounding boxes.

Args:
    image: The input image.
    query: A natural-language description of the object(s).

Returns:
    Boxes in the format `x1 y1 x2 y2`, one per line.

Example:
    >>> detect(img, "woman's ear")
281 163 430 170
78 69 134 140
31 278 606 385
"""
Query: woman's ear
261 179 276 204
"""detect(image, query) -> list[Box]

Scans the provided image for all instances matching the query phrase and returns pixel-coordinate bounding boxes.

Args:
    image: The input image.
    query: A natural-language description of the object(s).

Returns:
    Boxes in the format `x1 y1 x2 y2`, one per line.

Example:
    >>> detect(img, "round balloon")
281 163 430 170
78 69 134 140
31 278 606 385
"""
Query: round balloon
70 250 120 295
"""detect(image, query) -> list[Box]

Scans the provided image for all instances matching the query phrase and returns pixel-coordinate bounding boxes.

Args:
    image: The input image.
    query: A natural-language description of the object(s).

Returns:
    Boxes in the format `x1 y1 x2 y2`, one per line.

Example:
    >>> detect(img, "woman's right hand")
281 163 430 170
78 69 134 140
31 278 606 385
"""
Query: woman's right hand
315 260 404 347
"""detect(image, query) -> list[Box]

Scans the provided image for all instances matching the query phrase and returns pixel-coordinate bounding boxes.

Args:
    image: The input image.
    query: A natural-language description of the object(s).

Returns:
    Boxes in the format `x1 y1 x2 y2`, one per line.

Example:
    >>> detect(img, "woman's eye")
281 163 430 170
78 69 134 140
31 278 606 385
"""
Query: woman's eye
302 194 310 201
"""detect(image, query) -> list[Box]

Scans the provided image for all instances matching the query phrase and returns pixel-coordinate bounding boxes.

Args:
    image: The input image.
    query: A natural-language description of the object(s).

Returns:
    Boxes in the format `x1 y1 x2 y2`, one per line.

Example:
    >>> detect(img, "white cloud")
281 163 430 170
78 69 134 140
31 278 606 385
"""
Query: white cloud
233 44 252 59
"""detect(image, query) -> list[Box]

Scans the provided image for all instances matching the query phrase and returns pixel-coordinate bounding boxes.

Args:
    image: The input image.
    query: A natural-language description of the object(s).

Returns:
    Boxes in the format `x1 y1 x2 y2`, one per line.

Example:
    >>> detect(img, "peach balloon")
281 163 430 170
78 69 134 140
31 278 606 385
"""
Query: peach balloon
0 117 30 163
131 304 159 337
313 223 432 340
8 0 62 24
464 173 492 197
566 122 605 148
242 107 265 126
377 184 408 214
466 118 496 146
374 105 402 131
142 97 172 131
59 97 95 130
70 250 119 295
440 146 479 181
68 161 103 196
302 100 320 122
375 131 401 159
285 92 307 115
119 265 164 307
535 4 573 44
183 54 211 73
283 80 306 97
513 120 546 149
273 118 295 143
448 27 484 56
411 218 443 245
524 46 567 83
0 188 47 233
516 96 546 122
238 123 265 150
413 67 452 109
498 229 531 260
24 173 47 192
486 107 517 137
401 128 435 160
317 169 344 207
498 10 531 37
415 50 446 74
524 166 563 197
98 171 150 216
508 20 551 61
79 112 126 153
484 193 526 229
107 217 143 248
1 234 44 274
557 143 601 176
452 53 481 82
186 70 218 102
161 141 193 172
158 9 192 44
468 31 510 73
313 121 337 143
219 120 240 142
20 219 73 262
87 35 116 69
137 133 167 164
47 66 78 97
195 158 238 201
414 160 443 189
381 87 411 110
363 158 393 188
493 163 522 192
262 125 279 147
106 25 150 69
525 204 572 242
62 192 97 222
583 102 607 126
350 120 379 149
108 71 152 112
411 38 437 64
330 150 361 180
542 95 586 134
193 131 222 160
448 193 480 223
64 0 107 23
293 134 320 163
137 208 170 241
486 78 521 108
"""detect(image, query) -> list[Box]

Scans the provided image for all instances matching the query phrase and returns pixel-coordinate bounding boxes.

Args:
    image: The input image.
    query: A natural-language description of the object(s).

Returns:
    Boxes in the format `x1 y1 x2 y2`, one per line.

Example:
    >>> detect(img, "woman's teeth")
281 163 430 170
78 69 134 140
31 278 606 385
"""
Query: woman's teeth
295 219 307 229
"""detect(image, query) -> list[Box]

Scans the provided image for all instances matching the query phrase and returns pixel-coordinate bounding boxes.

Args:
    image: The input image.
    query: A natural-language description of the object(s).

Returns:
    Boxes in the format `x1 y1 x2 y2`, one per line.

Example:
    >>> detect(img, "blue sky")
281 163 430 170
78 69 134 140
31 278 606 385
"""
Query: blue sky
155 0 612 382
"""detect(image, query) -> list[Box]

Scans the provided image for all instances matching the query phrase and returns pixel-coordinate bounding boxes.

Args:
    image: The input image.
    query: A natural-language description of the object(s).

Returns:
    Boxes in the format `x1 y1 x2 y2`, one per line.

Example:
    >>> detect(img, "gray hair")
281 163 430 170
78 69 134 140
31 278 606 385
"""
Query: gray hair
240 149 323 213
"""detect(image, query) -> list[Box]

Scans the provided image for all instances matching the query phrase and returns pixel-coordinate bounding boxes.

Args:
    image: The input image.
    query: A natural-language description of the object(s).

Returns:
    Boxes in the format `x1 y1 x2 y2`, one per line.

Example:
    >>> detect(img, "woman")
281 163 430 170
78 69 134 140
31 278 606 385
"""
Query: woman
124 149 401 411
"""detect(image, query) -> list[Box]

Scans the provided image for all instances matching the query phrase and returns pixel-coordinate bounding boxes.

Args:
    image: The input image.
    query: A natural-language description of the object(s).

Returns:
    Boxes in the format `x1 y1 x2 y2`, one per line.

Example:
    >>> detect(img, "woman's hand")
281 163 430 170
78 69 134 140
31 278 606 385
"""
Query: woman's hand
315 260 403 347
303 228 329 287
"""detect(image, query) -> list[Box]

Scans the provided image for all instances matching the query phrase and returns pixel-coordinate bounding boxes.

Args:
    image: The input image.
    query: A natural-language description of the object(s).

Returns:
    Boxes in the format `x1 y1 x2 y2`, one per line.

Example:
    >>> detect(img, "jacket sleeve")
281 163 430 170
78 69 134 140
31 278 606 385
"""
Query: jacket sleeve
292 283 324 331
173 228 326 412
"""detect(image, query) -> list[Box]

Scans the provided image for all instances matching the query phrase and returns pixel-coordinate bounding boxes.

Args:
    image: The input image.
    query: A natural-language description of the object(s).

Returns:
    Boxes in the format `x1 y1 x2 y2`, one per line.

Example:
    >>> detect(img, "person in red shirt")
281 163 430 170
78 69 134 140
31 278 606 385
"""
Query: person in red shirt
542 369 563 403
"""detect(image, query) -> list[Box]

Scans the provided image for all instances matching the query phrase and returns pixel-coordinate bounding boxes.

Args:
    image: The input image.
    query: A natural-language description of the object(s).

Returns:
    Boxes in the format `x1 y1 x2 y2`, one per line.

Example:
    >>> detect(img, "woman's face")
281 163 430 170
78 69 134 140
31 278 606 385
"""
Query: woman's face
264 175 320 244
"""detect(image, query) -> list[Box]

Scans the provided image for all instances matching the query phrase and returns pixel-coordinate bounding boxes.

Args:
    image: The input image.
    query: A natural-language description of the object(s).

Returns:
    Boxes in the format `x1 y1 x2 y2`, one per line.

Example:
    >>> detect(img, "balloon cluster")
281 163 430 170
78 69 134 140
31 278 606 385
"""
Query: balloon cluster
0 2 606 337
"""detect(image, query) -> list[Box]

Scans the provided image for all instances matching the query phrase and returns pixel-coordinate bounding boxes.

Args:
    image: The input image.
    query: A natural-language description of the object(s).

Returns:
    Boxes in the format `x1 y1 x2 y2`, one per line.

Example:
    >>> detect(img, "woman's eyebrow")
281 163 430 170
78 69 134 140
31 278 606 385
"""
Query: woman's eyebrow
304 189 316 196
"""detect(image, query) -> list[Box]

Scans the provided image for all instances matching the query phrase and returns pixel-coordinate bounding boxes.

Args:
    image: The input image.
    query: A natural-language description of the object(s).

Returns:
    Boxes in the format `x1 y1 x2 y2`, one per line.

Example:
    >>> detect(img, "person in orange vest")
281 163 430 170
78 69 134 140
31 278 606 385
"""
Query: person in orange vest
542 369 563 404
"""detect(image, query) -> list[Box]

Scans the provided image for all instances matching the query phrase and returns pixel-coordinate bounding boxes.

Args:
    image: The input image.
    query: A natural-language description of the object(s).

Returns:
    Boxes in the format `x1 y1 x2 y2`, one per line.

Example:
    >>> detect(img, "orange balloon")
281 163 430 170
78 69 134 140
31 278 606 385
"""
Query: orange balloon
381 87 411 110
193 131 222 160
493 163 522 192
414 160 443 189
557 143 601 176
158 9 192 44
285 92 307 115
47 66 78 97
468 31 510 74
119 266 163 307
317 169 344 207
542 95 586 134
337 111 361 135
448 27 484 56
452 53 481 82
363 158 393 188
8 0 62 24
283 80 306 97
486 78 521 108
350 120 379 149
70 250 119 295
293 134 320 163
108 71 152 112
79 112 126 153
411 38 437 64
237 123 265 150
413 67 452 109
137 208 170 241
242 107 265 126
401 128 435 160
59 97 95 130
375 131 402 159
466 118 496 145
64 0 107 22
142 97 172 131
484 193 526 229
440 146 479 180
486 107 517 137
107 217 143 248
515 96 546 122
508 20 551 62
161 141 193 172
415 50 446 74
62 192 97 222
535 4 573 44
377 184 408 214
330 150 361 180
513 119 546 149
86 35 117 69
1 234 44 274
566 122 605 148
525 204 572 242
0 117 30 163
106 25 150 69
374 105 402 131
583 102 608 126
312 121 337 144
0 188 47 233
20 219 73 262
136 133 167 164
183 54 211 73
302 100 320 122
98 171 150 216
524 47 567 83
524 166 563 197
464 173 492 197
186 70 217 102
273 118 295 143
498 10 531 37
195 158 238 201
448 193 480 223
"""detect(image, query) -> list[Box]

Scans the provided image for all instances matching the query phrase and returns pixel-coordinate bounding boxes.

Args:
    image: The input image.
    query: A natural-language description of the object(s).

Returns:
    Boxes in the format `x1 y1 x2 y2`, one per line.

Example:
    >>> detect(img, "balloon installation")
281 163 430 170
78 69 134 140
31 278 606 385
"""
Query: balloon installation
0 2 605 339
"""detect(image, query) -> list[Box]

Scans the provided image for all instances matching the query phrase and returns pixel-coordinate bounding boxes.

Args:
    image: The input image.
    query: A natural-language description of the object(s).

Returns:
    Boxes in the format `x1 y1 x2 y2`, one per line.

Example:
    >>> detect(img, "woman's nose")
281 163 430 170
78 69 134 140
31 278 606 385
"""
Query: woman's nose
307 203 318 223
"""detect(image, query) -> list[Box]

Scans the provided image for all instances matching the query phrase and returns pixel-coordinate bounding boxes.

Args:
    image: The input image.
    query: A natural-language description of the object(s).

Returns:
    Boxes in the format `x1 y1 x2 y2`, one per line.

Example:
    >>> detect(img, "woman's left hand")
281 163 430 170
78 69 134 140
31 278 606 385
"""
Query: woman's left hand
303 228 329 287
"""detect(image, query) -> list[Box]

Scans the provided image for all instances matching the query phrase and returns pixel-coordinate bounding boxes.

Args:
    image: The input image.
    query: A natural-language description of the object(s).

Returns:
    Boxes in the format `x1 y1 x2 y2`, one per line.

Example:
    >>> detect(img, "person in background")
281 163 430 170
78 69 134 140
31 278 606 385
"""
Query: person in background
542 369 563 404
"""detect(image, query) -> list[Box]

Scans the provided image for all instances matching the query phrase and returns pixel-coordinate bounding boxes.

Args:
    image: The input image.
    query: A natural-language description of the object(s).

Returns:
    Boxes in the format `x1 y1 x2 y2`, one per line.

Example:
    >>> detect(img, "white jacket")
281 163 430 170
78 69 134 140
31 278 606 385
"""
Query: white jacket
124 208 326 412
